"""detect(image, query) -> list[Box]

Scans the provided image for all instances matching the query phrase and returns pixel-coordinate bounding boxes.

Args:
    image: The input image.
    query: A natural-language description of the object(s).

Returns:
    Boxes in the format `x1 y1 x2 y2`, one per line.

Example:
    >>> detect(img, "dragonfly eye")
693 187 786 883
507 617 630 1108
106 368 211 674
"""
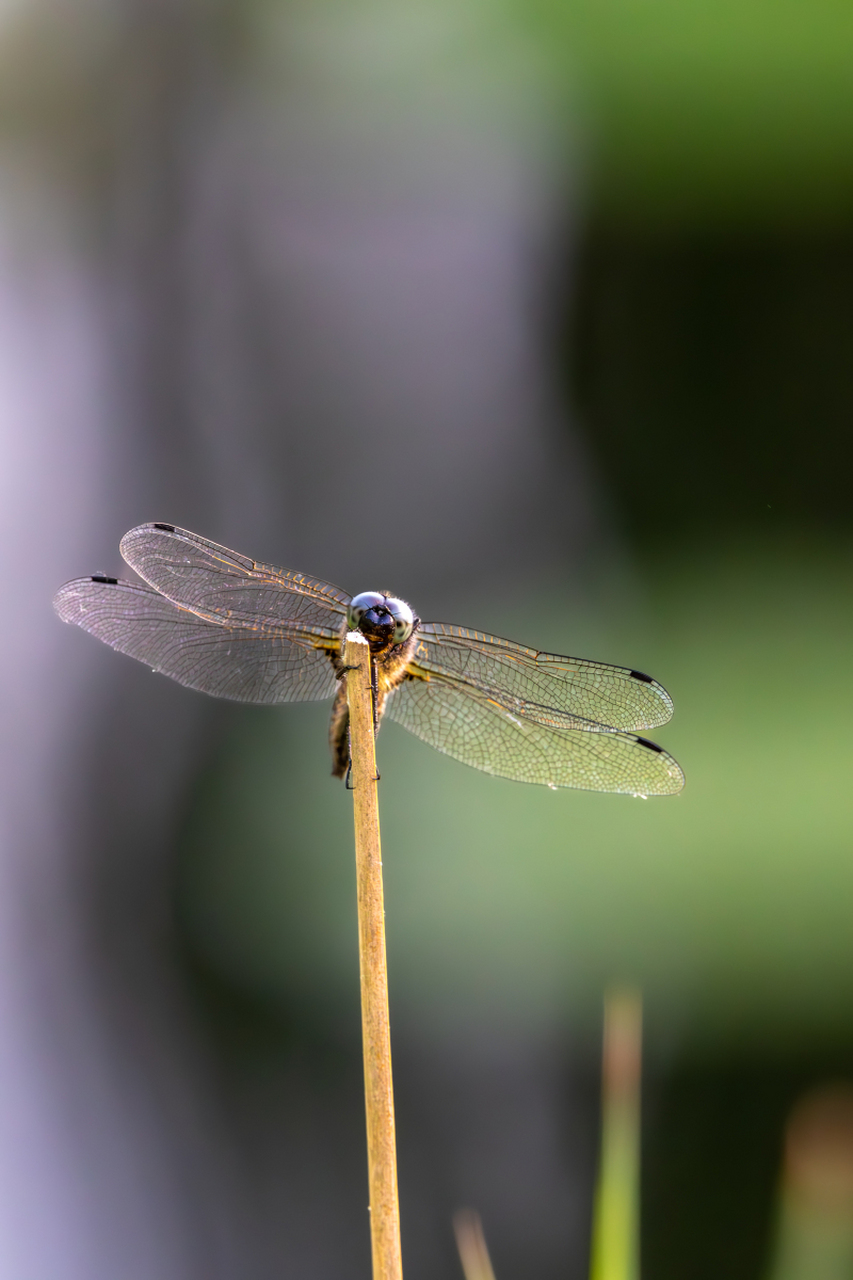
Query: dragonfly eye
347 592 386 631
384 596 415 644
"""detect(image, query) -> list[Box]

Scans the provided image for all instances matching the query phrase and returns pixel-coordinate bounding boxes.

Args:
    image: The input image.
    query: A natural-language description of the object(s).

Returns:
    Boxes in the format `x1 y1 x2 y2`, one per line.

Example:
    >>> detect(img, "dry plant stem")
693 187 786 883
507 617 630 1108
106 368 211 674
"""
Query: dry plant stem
344 631 403 1280
454 1209 498 1280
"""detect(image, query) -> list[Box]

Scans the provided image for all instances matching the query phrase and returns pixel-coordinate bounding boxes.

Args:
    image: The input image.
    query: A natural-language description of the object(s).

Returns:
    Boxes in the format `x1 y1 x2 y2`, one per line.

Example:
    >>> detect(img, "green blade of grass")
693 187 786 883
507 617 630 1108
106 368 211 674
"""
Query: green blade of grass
590 988 642 1280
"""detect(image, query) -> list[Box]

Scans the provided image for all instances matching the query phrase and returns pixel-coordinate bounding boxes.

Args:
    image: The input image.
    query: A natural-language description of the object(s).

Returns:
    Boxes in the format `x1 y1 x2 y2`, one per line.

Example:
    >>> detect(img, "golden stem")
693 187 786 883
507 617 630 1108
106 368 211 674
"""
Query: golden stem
454 1209 498 1280
345 631 403 1280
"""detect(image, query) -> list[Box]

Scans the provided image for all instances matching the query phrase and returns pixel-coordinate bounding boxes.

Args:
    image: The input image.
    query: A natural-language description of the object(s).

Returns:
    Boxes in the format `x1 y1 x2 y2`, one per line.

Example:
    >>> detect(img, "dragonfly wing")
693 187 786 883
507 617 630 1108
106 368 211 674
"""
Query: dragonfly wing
54 577 339 704
412 624 673 732
386 676 684 795
119 523 349 636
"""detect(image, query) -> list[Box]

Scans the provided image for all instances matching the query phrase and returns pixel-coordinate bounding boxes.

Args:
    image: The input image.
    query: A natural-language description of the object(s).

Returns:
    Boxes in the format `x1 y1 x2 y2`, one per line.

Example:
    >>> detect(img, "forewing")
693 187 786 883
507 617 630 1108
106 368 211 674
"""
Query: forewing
119 523 348 636
412 624 673 732
54 577 339 704
386 676 684 796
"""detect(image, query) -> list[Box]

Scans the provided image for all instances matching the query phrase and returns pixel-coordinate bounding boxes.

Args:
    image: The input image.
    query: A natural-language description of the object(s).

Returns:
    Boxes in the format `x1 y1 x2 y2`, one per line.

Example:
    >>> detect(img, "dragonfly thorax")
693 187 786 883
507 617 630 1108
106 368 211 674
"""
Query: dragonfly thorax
347 592 415 654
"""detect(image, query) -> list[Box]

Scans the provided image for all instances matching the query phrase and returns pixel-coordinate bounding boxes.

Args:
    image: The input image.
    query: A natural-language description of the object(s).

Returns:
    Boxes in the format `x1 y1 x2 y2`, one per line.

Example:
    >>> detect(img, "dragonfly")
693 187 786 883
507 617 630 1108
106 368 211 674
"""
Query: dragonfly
54 523 684 796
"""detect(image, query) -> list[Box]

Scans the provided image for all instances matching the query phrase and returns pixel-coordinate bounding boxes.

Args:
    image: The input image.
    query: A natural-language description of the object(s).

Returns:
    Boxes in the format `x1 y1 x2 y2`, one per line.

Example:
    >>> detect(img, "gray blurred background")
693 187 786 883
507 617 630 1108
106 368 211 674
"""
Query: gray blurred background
3 0 853 1277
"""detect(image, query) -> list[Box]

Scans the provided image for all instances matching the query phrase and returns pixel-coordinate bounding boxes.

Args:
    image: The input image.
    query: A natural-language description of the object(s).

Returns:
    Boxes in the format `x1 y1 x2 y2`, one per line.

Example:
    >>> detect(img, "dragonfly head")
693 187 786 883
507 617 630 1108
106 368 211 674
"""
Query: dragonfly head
348 592 415 654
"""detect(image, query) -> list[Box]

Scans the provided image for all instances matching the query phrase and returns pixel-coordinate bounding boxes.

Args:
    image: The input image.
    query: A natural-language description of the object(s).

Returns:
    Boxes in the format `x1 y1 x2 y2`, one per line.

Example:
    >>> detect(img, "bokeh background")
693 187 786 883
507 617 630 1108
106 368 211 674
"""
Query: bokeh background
2 0 853 1276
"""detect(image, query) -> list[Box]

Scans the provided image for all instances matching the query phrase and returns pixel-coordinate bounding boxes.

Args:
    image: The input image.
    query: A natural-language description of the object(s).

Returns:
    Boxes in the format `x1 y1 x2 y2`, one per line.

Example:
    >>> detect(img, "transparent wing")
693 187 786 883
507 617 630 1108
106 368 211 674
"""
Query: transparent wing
119 523 349 636
54 577 339 704
386 676 684 795
411 623 673 732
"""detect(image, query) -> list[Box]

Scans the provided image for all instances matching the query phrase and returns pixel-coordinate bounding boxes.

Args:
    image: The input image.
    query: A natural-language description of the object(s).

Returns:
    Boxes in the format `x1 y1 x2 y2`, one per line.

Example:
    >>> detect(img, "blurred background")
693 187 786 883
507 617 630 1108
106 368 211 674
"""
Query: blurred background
2 0 853 1276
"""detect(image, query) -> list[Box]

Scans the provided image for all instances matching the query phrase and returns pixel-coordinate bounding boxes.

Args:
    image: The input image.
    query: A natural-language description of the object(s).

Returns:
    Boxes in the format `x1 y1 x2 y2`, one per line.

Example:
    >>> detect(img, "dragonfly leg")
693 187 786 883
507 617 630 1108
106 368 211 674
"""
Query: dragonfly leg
369 658 382 777
370 657 379 733
344 765 380 787
330 660 380 783
343 727 380 786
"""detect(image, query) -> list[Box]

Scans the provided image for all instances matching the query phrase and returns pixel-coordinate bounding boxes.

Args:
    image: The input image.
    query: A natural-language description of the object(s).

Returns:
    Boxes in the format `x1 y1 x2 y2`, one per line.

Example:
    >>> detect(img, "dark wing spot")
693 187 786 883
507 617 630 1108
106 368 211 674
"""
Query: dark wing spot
91 574 118 584
636 736 664 753
629 669 654 684
153 522 175 532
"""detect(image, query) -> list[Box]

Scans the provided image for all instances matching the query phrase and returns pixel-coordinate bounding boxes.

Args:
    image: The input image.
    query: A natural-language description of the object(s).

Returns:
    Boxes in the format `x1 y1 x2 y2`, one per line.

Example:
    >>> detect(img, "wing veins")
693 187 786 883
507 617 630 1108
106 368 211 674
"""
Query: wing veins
412 623 673 732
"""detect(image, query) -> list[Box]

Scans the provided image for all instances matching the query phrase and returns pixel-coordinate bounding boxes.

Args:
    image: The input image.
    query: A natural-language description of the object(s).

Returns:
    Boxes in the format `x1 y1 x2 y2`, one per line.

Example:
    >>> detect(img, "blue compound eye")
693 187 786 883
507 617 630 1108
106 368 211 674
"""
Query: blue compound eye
347 592 386 630
384 597 415 644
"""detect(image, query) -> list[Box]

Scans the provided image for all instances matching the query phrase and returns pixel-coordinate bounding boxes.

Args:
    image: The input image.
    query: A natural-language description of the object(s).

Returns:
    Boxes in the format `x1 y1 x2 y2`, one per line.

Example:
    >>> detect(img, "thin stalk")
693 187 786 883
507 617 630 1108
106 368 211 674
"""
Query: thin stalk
589 988 643 1280
345 631 403 1280
767 1083 853 1280
454 1210 498 1280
